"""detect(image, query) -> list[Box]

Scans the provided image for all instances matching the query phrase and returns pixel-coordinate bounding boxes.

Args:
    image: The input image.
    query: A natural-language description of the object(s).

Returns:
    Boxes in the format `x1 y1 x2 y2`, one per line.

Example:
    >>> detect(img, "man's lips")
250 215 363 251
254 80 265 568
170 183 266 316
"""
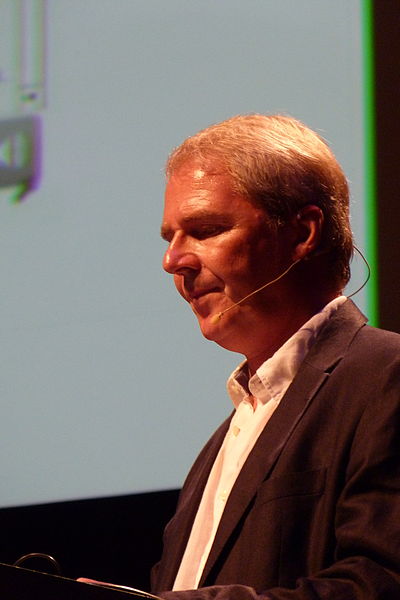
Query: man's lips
188 288 220 301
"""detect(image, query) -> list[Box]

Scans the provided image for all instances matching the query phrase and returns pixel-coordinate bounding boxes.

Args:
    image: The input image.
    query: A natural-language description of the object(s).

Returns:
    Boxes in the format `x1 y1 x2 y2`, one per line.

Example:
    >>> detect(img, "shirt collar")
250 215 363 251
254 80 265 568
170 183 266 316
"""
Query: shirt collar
227 296 347 409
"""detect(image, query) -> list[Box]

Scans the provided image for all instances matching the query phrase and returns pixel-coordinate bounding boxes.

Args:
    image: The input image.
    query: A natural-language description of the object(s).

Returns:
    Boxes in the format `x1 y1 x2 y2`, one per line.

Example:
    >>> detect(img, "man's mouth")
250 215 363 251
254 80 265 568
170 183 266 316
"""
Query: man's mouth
189 288 219 301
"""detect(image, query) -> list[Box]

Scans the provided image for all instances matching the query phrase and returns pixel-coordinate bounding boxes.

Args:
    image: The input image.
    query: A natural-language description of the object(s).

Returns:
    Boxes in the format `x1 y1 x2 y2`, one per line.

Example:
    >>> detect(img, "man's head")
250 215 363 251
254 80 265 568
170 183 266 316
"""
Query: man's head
161 114 353 364
166 114 353 290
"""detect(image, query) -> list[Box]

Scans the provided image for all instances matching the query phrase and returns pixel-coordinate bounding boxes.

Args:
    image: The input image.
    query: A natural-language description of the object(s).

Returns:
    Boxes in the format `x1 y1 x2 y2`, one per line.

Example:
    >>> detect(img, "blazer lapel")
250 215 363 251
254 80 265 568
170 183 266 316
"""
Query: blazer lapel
200 299 367 585
155 416 231 591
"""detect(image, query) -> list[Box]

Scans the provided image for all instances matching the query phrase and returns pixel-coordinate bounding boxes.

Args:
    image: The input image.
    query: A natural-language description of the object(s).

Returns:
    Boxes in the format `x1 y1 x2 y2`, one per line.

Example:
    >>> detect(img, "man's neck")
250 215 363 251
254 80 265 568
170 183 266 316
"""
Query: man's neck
245 294 340 374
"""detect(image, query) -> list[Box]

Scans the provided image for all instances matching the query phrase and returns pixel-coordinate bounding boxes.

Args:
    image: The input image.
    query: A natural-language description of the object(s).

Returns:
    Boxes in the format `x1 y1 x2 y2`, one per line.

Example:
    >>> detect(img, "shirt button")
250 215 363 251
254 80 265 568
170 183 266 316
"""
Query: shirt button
232 425 240 437
220 489 228 502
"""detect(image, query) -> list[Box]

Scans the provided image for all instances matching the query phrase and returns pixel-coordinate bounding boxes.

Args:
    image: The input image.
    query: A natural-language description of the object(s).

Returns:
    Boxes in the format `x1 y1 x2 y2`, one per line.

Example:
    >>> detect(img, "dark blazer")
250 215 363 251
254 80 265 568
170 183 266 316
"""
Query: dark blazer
152 300 400 599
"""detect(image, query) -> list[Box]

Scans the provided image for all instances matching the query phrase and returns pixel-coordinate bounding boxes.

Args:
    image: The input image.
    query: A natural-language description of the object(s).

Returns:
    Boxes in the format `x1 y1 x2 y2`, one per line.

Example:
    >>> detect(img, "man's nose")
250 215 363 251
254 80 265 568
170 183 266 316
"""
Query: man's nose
162 234 201 275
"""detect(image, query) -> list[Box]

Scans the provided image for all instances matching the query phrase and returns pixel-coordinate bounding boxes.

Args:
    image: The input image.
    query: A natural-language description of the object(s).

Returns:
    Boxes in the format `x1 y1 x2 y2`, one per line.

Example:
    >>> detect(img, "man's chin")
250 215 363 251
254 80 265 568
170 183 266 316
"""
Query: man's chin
197 313 227 343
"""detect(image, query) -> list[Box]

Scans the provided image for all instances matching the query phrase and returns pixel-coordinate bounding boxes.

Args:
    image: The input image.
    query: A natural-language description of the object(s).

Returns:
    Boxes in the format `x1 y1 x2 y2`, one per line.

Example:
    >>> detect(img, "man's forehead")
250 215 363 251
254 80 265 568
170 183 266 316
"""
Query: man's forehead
168 165 226 187
161 172 269 239
165 166 231 207
192 168 207 181
171 155 233 180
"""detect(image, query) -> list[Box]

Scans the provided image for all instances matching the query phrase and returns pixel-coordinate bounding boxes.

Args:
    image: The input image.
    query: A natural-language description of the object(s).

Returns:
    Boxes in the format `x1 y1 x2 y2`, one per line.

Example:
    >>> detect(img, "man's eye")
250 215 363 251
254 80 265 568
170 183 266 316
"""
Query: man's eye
192 225 228 239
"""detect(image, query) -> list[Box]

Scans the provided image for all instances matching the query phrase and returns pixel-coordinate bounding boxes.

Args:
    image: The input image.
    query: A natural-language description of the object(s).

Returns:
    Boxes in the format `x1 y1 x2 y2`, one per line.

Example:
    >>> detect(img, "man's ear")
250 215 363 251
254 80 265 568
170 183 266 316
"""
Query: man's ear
291 205 324 261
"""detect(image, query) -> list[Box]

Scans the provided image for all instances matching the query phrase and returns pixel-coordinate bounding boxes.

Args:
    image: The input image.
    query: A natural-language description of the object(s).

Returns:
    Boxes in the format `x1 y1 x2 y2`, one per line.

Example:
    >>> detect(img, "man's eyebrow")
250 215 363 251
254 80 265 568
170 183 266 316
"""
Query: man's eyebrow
181 211 231 224
160 212 231 240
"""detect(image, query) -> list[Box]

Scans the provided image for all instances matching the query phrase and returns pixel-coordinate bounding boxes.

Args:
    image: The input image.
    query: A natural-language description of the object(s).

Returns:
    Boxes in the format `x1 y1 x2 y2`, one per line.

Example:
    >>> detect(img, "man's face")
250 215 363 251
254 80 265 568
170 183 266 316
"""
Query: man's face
161 166 293 351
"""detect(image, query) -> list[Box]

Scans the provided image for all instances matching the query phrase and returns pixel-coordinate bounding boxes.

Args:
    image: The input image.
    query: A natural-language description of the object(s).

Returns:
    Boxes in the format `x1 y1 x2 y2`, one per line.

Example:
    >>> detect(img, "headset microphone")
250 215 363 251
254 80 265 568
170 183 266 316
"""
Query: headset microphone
210 258 302 324
209 245 371 325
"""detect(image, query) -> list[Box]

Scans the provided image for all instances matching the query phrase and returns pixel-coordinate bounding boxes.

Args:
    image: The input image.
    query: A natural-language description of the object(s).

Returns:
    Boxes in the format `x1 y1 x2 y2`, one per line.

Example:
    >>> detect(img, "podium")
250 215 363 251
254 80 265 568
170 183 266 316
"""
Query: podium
0 562 157 599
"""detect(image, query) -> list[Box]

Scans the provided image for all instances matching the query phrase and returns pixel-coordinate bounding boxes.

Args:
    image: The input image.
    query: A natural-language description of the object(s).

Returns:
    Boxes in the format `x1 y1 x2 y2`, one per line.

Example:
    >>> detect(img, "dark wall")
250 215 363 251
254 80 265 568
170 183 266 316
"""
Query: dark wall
0 489 179 591
374 2 400 333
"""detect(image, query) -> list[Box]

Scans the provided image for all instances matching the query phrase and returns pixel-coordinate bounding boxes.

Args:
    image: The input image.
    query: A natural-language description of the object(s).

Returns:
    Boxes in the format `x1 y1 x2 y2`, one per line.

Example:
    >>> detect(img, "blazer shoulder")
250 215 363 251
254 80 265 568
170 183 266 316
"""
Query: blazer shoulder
350 323 400 362
306 299 400 369
357 322 400 344
334 299 400 350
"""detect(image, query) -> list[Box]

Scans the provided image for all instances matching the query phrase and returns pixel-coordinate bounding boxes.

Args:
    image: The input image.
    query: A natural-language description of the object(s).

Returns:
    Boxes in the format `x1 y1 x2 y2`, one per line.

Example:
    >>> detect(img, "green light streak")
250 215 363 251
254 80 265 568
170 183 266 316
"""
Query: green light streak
361 0 379 326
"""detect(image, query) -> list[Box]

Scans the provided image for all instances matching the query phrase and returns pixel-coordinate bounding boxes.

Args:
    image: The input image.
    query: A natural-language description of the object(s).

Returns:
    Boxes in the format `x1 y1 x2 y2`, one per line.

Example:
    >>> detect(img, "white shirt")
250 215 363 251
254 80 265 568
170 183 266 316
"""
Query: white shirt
173 296 346 591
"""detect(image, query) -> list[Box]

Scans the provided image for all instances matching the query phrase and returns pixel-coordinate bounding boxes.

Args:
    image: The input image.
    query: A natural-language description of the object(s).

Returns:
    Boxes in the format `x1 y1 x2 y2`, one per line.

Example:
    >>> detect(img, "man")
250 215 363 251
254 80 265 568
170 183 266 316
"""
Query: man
153 114 400 599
